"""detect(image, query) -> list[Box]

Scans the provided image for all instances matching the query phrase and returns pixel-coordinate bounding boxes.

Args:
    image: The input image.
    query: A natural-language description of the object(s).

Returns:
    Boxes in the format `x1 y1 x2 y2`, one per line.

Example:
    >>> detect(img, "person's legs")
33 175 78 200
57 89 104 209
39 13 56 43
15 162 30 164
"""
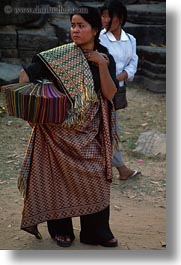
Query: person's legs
80 206 118 247
112 149 124 167
113 111 140 180
47 218 75 247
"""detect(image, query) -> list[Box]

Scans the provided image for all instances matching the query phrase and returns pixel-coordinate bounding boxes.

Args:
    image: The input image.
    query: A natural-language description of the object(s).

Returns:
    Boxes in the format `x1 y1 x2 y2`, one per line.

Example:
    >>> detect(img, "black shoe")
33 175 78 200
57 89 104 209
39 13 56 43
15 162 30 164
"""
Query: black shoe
55 235 74 247
99 238 118 247
80 238 118 247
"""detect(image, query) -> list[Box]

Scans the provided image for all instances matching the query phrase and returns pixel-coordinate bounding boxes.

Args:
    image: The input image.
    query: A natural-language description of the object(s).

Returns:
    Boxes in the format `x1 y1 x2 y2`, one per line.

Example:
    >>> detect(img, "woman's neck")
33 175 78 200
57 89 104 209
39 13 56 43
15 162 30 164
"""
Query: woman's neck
79 43 94 51
111 27 122 41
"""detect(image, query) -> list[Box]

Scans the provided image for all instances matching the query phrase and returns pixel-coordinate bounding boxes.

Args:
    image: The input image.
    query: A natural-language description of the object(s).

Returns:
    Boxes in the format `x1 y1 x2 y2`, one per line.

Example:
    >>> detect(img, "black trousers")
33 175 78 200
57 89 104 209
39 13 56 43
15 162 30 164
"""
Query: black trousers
47 206 114 243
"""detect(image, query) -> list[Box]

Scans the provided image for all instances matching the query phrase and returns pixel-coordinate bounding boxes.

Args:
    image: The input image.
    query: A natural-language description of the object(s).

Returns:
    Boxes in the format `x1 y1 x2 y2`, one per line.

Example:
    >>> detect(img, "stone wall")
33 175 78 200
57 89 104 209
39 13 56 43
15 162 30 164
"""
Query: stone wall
0 0 166 92
124 1 166 93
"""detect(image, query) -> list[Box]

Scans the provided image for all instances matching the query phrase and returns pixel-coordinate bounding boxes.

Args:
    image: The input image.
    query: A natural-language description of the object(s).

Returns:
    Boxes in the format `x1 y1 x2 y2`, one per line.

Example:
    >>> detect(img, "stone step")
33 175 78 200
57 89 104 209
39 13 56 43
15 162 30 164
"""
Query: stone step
17 23 58 51
135 45 166 93
0 26 17 49
124 22 166 46
142 60 166 75
127 3 166 25
137 45 166 64
142 69 165 81
143 77 166 93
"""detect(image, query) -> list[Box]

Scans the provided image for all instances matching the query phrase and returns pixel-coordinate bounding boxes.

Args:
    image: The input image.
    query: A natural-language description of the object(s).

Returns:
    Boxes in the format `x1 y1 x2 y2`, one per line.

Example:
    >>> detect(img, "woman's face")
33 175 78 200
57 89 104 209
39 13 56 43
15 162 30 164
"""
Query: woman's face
70 15 97 49
101 10 121 32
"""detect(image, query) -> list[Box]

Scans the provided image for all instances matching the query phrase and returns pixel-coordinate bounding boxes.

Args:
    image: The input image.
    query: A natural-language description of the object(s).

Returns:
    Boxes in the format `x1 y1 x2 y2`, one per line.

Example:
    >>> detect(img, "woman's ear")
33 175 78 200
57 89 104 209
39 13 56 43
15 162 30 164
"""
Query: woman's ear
93 28 98 37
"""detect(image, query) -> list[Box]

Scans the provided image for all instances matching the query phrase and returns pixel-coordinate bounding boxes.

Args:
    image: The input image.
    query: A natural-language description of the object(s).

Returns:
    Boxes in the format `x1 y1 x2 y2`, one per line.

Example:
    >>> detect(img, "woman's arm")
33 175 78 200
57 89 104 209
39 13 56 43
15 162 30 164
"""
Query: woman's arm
19 58 54 84
84 50 117 101
19 69 30 83
121 35 138 82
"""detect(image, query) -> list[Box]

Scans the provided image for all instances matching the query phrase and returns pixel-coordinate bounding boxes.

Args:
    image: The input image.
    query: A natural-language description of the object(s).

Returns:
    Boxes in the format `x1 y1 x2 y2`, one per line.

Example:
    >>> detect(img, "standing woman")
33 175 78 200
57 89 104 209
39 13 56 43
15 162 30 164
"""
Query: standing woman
18 6 119 247
99 0 140 180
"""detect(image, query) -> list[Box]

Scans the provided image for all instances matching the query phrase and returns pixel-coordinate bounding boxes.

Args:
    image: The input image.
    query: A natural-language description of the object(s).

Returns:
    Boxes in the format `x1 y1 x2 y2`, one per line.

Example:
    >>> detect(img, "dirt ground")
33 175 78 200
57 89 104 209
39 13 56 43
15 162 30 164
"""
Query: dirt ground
0 85 166 250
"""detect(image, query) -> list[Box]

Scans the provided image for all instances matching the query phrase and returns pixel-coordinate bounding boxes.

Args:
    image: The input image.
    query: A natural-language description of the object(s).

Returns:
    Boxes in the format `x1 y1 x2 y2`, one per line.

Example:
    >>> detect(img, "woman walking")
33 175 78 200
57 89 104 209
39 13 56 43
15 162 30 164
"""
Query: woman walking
99 0 140 180
18 6 119 248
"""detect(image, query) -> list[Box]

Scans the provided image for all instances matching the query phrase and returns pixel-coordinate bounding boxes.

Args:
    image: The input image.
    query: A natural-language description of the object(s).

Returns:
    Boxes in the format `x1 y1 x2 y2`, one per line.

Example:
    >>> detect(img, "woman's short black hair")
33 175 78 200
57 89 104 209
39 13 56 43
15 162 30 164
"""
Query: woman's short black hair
70 6 102 30
100 0 127 31
70 6 102 45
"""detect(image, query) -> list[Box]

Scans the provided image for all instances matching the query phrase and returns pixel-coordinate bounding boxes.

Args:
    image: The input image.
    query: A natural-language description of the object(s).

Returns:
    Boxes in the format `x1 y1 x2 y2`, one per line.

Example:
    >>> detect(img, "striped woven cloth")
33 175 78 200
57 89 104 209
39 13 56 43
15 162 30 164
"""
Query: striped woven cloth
1 81 67 124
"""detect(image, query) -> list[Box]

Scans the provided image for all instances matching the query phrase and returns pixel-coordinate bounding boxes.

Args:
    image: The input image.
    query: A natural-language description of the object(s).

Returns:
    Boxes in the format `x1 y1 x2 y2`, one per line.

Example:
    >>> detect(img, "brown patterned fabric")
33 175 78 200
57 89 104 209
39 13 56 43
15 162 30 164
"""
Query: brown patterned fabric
20 96 113 236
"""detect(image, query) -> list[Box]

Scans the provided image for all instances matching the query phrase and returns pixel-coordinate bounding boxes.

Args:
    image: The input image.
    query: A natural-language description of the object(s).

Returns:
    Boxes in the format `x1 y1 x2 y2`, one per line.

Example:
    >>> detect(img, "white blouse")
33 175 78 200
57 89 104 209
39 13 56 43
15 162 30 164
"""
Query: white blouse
99 28 138 87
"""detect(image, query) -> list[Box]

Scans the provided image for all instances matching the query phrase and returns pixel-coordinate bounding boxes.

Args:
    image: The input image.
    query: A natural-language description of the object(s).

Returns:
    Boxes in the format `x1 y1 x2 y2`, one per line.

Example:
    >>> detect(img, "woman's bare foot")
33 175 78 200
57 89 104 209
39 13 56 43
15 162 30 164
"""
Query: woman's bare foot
117 165 141 180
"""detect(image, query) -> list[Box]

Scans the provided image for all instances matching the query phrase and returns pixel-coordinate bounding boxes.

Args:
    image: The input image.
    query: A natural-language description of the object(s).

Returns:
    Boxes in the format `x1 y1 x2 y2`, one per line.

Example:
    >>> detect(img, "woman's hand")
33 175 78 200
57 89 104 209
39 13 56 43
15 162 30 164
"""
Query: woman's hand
83 50 109 66
19 69 30 83
83 50 116 101
116 70 128 82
